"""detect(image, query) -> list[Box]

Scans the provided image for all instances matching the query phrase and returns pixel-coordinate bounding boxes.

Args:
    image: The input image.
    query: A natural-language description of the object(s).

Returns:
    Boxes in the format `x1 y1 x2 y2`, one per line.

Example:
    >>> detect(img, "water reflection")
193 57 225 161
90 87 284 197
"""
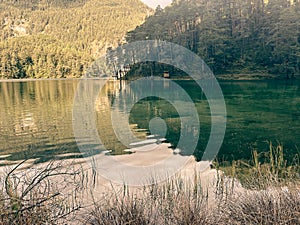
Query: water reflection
0 79 300 165
95 79 202 157
0 80 80 164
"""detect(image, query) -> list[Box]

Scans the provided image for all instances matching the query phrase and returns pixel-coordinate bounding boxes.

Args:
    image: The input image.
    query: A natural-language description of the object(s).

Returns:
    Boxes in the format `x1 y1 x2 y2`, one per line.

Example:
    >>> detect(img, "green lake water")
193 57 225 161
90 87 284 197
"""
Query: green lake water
0 79 299 165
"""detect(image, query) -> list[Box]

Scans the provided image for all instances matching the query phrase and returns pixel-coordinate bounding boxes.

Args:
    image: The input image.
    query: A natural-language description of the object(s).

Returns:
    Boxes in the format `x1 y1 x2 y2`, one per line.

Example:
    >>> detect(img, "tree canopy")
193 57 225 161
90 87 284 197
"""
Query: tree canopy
0 0 150 78
127 0 300 77
1 0 299 78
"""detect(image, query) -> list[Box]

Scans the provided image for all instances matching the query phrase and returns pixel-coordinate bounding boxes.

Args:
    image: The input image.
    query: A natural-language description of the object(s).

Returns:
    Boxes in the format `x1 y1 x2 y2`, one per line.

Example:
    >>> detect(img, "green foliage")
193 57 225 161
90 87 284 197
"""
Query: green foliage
0 0 150 78
127 0 300 76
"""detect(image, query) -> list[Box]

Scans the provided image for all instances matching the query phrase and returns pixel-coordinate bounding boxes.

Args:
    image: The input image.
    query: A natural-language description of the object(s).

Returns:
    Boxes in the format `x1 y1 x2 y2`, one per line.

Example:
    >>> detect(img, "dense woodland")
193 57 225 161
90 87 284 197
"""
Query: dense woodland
127 0 300 77
0 0 299 78
0 0 150 78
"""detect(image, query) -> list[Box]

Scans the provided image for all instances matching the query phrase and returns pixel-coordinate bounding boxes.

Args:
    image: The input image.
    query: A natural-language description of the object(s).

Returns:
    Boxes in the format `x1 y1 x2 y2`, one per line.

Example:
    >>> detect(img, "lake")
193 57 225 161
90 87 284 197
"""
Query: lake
0 79 299 165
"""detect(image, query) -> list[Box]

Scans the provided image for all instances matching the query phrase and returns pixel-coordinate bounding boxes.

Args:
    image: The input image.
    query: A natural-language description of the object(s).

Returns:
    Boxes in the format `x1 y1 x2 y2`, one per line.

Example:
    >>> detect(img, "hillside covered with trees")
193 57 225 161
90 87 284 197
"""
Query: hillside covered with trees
0 0 150 78
127 0 300 77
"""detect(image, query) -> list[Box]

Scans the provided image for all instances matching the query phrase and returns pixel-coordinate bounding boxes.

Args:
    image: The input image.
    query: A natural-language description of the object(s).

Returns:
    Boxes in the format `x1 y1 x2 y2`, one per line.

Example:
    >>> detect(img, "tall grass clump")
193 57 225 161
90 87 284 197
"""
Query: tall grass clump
0 160 83 224
218 185 300 225
223 142 300 189
85 175 216 225
214 143 300 224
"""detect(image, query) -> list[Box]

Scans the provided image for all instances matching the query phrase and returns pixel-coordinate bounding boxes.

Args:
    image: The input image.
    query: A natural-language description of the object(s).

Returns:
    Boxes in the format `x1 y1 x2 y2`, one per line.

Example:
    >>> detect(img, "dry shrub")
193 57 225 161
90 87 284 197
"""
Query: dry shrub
0 160 83 225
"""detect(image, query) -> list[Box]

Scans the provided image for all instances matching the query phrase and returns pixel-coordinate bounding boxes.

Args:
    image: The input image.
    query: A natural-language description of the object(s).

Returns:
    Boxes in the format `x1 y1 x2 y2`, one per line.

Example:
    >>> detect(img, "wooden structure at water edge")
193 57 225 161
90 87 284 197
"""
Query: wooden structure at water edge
163 71 170 78
113 65 131 80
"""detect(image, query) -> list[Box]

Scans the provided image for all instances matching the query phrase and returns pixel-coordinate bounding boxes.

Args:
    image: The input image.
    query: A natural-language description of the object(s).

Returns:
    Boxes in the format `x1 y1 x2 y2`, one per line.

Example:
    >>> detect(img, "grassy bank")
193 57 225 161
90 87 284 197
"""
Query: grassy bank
84 182 300 225
0 144 299 224
85 143 300 225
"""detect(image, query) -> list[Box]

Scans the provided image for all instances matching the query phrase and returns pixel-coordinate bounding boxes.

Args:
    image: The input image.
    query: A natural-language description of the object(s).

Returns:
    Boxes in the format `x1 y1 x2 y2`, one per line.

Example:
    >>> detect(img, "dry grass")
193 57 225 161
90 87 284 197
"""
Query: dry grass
85 177 213 225
85 143 300 225
0 143 299 224
221 142 300 189
84 179 300 225
218 186 300 225
85 179 300 225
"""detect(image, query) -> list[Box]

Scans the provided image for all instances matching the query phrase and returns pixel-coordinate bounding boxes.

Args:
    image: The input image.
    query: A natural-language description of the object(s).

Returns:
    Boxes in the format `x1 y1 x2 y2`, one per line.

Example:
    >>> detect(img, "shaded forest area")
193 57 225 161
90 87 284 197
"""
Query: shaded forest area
0 0 150 78
127 0 300 77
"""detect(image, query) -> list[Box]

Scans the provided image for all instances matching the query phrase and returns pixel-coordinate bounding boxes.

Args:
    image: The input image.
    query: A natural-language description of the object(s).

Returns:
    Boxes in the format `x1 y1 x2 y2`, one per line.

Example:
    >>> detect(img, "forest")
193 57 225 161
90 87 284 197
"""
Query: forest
0 0 299 79
127 0 300 77
0 0 150 78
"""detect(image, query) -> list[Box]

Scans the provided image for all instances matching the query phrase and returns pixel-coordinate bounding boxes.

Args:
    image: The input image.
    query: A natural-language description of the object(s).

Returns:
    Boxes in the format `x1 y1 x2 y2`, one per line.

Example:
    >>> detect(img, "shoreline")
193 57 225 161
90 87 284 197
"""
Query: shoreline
0 77 83 82
0 74 298 82
216 73 295 81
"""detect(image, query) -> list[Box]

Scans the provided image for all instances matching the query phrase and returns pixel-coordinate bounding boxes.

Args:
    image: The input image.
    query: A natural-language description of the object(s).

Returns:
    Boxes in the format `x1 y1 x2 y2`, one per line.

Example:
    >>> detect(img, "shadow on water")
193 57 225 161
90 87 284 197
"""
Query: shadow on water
219 80 300 163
